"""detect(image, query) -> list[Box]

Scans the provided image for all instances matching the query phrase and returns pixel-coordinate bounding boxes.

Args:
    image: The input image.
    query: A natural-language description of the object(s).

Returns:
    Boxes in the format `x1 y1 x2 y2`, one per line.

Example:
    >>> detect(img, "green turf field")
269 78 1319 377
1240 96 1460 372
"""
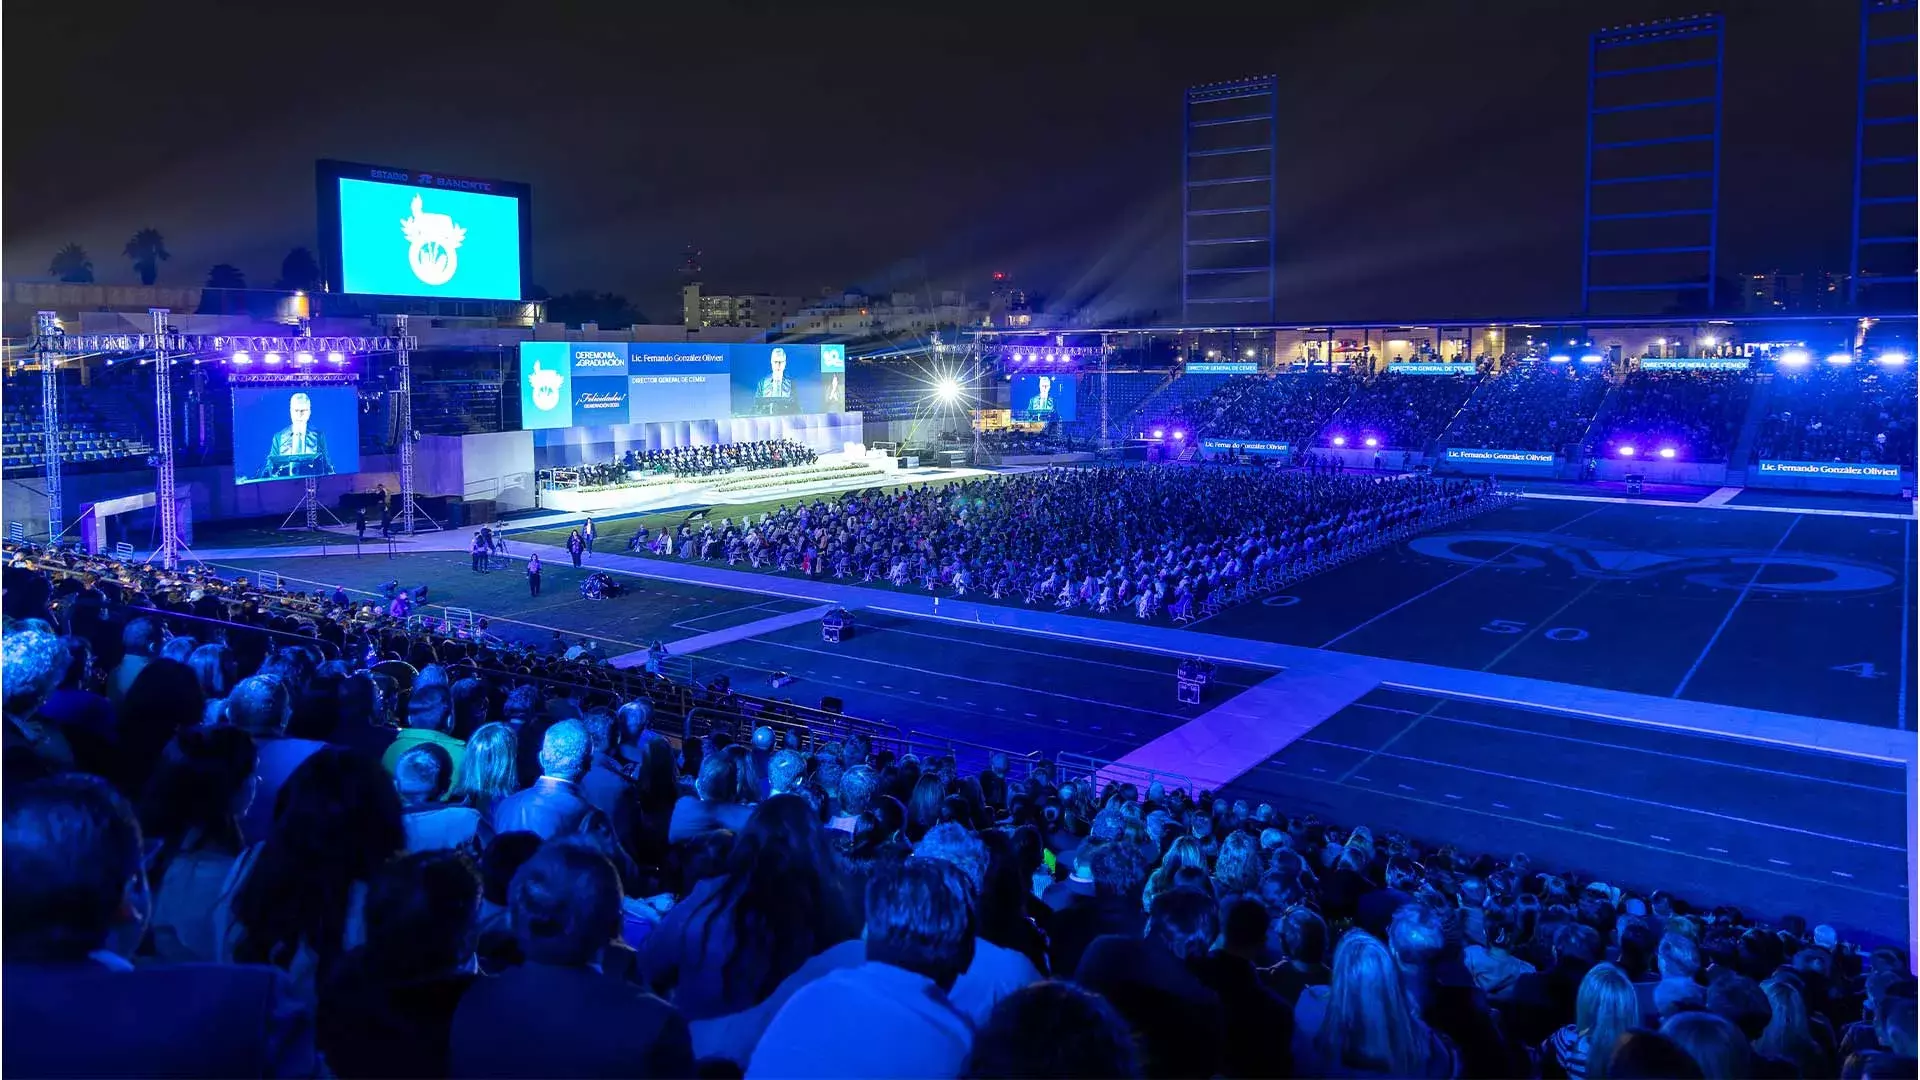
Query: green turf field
204 551 814 655
508 474 975 549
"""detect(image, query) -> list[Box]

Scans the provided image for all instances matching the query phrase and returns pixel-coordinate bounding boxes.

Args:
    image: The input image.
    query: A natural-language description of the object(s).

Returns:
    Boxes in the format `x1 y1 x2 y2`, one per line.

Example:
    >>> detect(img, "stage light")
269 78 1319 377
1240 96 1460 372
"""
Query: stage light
1549 355 1571 364
327 351 346 365
1658 447 1677 459
933 376 961 404
1779 349 1811 367
1152 428 1165 439
1363 436 1379 448
231 351 252 365
1619 445 1636 457
1700 335 1716 347
1332 435 1347 447
264 352 283 366
294 351 315 366
1579 354 1603 364
1827 352 1855 365
1244 349 1255 358
1171 431 1185 441
1874 351 1906 365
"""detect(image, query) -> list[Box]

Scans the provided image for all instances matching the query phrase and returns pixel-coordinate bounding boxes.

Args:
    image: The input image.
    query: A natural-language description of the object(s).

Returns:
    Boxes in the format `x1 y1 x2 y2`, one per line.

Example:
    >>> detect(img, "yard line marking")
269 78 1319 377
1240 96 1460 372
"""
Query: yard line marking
1301 736 1905 851
1672 514 1802 698
1352 775 1372 782
936 695 950 701
1832 870 1855 879
1444 793 1463 800
1594 823 1616 830
1651 834 1673 842
1320 504 1609 649
856 680 867 684
909 690 922 695
1768 858 1792 866
1542 811 1564 820
1311 767 1328 773
1492 802 1510 809
1396 783 1417 791
1024 712 1039 718
1708 846 1730 853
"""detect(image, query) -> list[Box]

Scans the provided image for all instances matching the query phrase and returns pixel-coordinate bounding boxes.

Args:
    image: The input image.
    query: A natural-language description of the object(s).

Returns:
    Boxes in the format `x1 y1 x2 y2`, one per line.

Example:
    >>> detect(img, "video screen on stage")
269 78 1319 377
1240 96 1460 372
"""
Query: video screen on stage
232 385 361 485
519 342 848 429
318 160 530 301
1011 373 1077 422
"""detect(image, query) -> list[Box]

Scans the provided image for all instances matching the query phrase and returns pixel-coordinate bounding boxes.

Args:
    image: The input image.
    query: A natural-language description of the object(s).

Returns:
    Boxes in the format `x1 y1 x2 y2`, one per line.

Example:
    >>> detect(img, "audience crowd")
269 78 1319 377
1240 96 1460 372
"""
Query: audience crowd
4 547 1912 1078
557 440 820 488
1588 372 1754 463
638 465 1496 619
1444 363 1612 455
1321 372 1483 450
1184 372 1360 444
1754 367 1918 468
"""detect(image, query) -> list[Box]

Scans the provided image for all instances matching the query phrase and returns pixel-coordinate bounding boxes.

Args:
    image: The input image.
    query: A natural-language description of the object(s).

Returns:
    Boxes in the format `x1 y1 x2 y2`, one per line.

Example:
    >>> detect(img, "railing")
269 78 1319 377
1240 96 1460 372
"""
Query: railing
1055 750 1196 796
907 729 1046 780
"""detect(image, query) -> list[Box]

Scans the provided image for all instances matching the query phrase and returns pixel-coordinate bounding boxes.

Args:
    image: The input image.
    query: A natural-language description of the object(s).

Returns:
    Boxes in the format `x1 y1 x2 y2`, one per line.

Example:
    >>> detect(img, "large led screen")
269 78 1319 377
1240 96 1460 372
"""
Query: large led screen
232 384 361 484
520 342 846 428
629 343 732 423
1011 373 1077 422
318 161 530 301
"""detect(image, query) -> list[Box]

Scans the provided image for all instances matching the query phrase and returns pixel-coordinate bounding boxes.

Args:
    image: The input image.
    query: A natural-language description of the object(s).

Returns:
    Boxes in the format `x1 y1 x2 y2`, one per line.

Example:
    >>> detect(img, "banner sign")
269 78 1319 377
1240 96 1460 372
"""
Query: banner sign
1446 447 1557 472
1202 438 1291 455
1640 358 1750 372
1753 460 1903 492
1387 362 1475 374
1186 361 1258 374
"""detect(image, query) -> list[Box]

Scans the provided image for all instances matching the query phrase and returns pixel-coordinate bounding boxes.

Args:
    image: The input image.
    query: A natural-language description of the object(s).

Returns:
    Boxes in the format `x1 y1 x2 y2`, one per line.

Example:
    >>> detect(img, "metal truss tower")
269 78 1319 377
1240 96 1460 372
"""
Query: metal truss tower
151 308 186 569
1183 77 1278 324
1582 15 1725 314
1850 0 1917 311
35 311 62 543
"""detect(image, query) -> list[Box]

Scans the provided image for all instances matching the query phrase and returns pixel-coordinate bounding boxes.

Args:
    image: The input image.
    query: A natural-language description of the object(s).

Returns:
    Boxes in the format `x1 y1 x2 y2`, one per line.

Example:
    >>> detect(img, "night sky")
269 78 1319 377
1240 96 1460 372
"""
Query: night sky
2 1 1861 324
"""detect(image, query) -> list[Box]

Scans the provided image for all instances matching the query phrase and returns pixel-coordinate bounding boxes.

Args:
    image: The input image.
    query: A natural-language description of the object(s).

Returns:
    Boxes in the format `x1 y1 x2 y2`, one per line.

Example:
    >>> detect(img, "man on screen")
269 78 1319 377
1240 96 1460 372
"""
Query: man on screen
1023 376 1057 421
753 347 799 416
258 392 335 479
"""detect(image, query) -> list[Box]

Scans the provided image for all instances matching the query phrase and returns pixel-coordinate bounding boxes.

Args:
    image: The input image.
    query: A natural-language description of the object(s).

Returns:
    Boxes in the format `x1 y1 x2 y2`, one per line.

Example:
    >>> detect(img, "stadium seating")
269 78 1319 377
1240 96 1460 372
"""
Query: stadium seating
1587 370 1754 463
845 363 927 420
1320 371 1482 449
1755 365 1918 468
1 372 155 473
4 536 1903 1080
1443 362 1610 454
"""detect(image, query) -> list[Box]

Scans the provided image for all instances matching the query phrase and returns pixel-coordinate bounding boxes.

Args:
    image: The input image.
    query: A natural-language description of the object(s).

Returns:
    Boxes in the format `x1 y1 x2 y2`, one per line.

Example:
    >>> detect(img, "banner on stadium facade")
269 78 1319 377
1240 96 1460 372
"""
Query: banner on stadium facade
1387 362 1475 375
1640 358 1750 372
1752 460 1904 492
1444 447 1557 473
1201 438 1290 456
1186 362 1258 374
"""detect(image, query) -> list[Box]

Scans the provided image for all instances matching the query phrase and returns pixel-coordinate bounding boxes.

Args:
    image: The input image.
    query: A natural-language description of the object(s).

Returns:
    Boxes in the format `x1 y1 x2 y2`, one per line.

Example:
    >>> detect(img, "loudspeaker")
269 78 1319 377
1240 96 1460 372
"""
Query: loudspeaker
819 696 844 714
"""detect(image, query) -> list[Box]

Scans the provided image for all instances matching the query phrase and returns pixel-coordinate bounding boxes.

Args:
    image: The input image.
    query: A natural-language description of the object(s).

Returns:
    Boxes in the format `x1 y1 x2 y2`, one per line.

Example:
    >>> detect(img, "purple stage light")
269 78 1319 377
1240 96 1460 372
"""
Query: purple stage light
1332 435 1347 447
231 351 252 365
294 351 315 366
1152 428 1165 439
1171 430 1185 441
264 352 283 366
1618 445 1636 457
1363 436 1379 448
1658 447 1676 459
326 351 345 365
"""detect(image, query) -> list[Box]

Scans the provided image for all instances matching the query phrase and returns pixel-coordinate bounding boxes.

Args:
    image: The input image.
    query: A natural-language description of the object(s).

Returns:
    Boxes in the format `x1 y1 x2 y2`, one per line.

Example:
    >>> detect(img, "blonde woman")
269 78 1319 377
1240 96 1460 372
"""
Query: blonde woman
451 722 521 821
1544 961 1642 1079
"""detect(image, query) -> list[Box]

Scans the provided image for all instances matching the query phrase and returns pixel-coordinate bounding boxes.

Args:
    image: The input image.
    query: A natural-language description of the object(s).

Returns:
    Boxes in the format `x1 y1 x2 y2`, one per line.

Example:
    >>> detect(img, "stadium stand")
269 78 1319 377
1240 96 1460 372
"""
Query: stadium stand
1443 362 1611 454
1068 371 1167 438
1320 371 1482 449
4 535 1908 1079
845 363 927 420
1188 371 1359 445
1754 366 1918 468
2 371 155 474
1587 370 1754 463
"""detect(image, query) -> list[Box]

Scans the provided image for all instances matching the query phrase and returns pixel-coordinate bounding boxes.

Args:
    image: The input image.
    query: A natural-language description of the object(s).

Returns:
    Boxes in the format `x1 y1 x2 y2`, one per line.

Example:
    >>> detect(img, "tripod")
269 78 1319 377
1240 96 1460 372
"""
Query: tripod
280 477 346 531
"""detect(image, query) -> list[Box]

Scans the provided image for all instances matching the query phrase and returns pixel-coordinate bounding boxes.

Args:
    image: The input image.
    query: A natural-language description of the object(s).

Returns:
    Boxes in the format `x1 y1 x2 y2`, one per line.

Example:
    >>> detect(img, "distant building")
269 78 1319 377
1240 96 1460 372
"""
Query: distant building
698 292 803 329
1740 270 1851 314
987 271 1031 328
778 289 979 338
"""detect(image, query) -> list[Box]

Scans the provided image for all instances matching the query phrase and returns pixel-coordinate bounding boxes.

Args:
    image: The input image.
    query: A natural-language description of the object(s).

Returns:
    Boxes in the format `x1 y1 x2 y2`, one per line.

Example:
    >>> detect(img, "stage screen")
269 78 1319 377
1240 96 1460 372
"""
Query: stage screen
629 343 733 423
232 384 361 485
318 161 530 301
1011 373 1077 422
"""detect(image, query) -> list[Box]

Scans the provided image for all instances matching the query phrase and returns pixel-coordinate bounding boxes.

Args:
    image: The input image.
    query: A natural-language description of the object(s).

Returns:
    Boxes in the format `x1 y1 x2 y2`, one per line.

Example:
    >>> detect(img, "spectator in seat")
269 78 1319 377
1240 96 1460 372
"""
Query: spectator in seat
1049 840 1148 978
1606 1029 1706 1079
330 671 396 761
188 642 240 725
1660 1010 1752 1079
767 748 806 797
490 718 602 840
228 673 326 844
382 682 466 785
39 634 113 745
1197 893 1294 1077
828 763 878 835
1267 904 1333 1005
451 721 520 822
1075 886 1225 1078
1357 854 1420 939
962 981 1142 1079
1465 899 1536 997
396 744 489 854
2 627 76 783
749 858 977 1079
1292 929 1460 1078
1543 962 1642 1079
3 774 315 1078
106 615 161 707
318 850 482 1078
669 745 757 842
219 747 407 1003
450 842 693 1078
138 725 259 962
1640 930 1705 1021
916 823 1043 1023
1757 976 1830 1078
641 794 857 1020
115 657 206 793
1502 919 1604 1046
1843 984 1917 1076
1041 842 1098 912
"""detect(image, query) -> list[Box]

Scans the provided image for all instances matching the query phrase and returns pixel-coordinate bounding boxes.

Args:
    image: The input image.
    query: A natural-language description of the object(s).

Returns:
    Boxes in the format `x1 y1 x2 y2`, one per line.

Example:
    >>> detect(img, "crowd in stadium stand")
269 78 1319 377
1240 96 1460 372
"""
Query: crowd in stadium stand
1321 372 1483 449
1191 372 1360 444
4 541 1913 1078
1754 367 1918 468
1443 364 1612 455
624 439 818 478
1588 372 1754 463
639 465 1495 619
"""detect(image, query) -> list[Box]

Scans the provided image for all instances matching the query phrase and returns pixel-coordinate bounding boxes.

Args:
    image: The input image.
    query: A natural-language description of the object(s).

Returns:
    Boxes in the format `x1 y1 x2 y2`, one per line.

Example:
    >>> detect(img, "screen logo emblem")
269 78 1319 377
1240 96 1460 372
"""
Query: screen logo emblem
529 359 563 411
401 194 466 286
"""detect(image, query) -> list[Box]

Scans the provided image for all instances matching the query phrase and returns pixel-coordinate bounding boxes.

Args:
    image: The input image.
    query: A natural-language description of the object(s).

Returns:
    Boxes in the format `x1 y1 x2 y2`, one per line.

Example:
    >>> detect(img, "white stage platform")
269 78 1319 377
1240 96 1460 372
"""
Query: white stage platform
533 450 995 519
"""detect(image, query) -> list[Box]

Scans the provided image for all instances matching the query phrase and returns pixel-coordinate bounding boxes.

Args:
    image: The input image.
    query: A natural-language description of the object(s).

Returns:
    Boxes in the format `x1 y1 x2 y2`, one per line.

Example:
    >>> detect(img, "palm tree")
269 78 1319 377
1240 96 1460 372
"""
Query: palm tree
49 243 94 283
205 263 247 289
124 228 171 285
